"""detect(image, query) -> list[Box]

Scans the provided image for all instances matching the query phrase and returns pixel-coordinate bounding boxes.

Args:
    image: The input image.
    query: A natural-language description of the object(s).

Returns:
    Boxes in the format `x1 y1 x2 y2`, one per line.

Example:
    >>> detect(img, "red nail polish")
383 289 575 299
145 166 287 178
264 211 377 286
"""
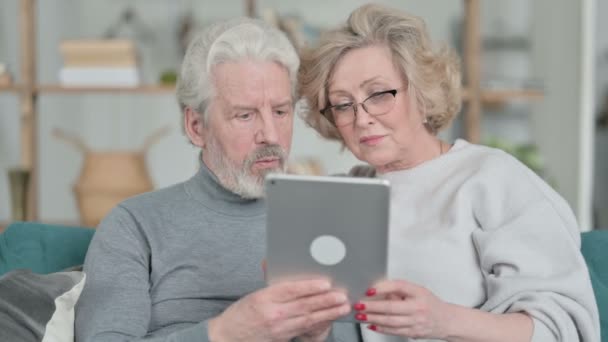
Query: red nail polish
369 325 377 331
366 288 377 296
355 313 367 321
353 302 365 311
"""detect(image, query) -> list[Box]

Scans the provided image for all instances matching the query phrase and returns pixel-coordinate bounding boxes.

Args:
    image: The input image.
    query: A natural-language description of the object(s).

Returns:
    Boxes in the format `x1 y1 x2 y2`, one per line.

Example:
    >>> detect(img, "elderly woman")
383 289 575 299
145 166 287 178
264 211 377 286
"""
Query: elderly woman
299 4 600 342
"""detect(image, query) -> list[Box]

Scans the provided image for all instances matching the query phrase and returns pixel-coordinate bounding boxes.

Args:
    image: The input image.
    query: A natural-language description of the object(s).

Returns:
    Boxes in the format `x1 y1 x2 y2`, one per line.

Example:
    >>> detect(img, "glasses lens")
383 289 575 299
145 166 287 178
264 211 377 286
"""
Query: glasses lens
331 104 356 126
325 90 398 127
363 91 396 115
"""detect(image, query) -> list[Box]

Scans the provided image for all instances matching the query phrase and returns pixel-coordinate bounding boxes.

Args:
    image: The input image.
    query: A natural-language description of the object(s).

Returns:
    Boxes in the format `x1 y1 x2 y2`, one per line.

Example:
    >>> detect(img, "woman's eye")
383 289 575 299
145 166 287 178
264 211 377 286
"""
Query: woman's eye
368 91 391 103
334 103 353 112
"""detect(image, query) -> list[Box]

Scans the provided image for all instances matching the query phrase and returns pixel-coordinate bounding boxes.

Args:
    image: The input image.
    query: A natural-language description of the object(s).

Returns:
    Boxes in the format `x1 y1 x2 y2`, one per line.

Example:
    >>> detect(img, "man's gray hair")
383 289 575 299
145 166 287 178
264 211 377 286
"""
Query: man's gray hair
176 17 300 122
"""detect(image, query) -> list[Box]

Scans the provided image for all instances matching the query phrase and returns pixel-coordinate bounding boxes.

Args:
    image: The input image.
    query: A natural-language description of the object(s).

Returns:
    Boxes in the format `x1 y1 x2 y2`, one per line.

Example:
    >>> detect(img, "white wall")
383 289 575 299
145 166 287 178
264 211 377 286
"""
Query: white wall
530 0 595 229
1 0 462 223
3 0 587 225
593 0 608 228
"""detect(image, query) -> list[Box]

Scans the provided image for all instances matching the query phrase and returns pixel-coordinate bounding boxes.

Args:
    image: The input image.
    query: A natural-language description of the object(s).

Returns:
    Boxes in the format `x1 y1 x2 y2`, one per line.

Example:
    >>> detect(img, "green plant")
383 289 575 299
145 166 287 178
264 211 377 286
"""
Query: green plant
159 70 177 85
484 138 544 175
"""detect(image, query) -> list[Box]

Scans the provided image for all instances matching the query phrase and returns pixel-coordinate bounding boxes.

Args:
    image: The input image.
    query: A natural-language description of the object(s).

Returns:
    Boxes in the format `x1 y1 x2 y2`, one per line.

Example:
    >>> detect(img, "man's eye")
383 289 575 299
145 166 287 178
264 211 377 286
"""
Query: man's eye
275 110 288 117
236 113 253 121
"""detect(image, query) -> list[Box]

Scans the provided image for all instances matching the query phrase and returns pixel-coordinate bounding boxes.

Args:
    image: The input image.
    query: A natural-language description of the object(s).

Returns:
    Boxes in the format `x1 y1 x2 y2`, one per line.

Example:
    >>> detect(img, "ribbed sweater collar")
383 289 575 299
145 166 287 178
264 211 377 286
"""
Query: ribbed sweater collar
185 160 266 217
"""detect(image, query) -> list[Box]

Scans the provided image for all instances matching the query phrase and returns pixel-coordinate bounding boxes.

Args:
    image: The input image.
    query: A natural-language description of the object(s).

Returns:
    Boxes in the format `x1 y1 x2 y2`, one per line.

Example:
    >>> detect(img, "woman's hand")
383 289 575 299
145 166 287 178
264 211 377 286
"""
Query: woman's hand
354 279 452 340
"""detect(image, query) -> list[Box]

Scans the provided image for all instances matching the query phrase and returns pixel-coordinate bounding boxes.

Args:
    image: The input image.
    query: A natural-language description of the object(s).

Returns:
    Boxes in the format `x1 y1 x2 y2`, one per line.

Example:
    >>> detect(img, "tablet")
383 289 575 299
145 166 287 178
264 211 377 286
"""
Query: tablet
265 173 390 322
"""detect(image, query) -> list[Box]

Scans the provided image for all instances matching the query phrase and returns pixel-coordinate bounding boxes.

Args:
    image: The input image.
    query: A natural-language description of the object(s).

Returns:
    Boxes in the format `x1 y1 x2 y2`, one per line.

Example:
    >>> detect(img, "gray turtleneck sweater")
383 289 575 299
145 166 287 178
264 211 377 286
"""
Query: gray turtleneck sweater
75 163 360 341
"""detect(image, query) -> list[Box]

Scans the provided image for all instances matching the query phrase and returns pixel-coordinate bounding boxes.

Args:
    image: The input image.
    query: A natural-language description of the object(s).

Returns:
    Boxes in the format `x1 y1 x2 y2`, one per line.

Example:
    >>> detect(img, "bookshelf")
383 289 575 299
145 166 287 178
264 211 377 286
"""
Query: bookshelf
1 0 542 222
462 88 544 104
0 85 22 92
37 85 175 94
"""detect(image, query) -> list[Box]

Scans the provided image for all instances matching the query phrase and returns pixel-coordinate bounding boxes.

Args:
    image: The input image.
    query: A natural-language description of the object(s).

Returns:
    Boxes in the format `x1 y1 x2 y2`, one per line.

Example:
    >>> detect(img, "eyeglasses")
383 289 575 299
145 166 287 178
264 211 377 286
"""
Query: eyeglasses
320 87 405 127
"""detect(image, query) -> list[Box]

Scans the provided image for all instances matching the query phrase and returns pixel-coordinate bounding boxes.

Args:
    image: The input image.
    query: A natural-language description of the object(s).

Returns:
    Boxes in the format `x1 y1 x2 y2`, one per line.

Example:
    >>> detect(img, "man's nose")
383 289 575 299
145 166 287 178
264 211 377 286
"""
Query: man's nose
255 111 279 144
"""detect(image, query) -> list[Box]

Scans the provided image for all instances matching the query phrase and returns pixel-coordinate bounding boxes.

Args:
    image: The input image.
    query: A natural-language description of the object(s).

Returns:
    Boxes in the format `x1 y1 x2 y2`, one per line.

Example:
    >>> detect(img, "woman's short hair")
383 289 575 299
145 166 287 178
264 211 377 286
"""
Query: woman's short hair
176 17 300 123
299 4 462 140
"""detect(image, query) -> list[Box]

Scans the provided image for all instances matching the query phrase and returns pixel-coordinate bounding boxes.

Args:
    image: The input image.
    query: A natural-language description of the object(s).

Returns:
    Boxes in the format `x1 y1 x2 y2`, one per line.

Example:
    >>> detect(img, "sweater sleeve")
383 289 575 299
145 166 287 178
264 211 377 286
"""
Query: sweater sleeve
75 205 213 342
470 154 600 342
330 322 361 341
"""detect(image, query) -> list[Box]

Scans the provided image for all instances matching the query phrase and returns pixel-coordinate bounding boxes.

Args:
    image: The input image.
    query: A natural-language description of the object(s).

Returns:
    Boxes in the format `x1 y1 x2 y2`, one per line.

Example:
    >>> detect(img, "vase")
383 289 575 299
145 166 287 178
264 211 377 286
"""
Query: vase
54 126 169 227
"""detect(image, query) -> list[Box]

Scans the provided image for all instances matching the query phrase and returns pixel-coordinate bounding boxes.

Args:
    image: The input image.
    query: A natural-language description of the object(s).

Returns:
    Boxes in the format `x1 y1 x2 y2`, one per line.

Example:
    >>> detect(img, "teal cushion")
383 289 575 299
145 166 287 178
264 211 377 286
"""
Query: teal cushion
0 222 94 276
581 230 608 342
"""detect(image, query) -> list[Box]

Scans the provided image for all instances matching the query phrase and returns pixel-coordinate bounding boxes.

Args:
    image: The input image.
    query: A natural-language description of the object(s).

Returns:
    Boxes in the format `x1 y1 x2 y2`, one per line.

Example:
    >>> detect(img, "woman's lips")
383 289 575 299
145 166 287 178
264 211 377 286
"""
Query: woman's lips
359 135 386 146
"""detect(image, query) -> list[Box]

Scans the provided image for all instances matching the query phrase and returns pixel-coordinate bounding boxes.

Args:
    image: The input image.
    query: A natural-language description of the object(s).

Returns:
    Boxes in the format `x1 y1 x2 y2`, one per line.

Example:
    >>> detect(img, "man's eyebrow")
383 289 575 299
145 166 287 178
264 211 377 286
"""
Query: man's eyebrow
273 100 293 107
227 97 293 112
231 105 255 111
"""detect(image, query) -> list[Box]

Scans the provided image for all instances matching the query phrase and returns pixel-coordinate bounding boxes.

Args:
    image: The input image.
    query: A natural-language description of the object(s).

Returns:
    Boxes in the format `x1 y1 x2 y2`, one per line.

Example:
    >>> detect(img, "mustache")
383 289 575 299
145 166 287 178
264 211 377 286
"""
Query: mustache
248 144 286 164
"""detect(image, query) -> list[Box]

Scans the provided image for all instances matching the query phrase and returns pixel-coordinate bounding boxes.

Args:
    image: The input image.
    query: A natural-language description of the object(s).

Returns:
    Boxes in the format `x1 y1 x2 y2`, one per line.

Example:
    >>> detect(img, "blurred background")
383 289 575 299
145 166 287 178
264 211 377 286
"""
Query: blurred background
0 0 606 230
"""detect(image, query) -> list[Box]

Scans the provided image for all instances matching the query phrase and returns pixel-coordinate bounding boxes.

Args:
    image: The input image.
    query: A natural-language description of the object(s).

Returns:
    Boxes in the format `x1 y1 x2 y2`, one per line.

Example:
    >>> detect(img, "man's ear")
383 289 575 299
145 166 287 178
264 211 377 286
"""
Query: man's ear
184 107 206 148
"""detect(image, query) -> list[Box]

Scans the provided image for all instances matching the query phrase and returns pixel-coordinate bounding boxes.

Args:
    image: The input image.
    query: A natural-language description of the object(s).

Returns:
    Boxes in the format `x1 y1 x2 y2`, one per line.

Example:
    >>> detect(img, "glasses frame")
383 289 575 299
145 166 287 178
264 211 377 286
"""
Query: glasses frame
320 87 404 127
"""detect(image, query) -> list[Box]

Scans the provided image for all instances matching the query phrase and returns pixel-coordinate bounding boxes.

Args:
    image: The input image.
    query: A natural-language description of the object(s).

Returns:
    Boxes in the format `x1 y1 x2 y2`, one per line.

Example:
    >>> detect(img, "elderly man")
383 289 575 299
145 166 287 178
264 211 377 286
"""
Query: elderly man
76 18 359 342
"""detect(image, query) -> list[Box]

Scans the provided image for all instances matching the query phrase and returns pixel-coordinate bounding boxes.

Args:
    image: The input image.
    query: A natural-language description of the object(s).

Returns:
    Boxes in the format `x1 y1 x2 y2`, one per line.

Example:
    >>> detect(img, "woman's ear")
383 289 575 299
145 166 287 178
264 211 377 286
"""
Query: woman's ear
184 107 206 148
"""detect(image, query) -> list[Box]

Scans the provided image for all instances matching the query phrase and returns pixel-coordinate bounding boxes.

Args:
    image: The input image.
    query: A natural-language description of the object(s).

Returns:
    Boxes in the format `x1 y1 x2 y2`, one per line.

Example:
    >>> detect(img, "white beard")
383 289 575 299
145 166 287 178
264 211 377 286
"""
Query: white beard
205 135 286 199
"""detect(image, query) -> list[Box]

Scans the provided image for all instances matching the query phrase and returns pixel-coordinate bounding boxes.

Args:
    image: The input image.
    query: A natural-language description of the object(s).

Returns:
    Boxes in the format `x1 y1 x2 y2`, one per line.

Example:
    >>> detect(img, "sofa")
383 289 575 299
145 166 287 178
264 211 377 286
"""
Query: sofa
582 229 608 341
0 222 606 341
0 222 93 342
0 222 94 275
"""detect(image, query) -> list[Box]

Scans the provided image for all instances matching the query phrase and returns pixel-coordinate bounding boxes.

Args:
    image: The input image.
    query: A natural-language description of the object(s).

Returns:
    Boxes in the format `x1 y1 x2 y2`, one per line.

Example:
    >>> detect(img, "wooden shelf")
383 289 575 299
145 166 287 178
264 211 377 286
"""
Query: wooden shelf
37 84 175 94
462 88 544 105
0 85 22 92
481 89 543 103
1 84 176 94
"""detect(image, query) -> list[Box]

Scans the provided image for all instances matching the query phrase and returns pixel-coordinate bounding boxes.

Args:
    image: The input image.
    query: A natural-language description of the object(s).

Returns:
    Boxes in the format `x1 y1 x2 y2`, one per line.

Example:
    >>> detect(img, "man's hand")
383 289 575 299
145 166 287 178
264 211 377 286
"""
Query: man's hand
296 321 333 342
209 278 350 342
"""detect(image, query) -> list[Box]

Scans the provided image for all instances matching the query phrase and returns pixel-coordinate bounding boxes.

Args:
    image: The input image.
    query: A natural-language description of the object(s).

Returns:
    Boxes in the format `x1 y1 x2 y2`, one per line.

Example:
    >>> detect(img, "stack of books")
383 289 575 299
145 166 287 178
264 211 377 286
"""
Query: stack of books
0 63 12 87
59 39 140 87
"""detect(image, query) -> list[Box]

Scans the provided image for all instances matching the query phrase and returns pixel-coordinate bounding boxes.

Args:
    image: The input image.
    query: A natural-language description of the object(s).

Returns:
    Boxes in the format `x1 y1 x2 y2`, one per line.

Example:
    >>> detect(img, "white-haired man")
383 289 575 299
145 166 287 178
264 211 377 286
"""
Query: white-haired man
76 18 359 342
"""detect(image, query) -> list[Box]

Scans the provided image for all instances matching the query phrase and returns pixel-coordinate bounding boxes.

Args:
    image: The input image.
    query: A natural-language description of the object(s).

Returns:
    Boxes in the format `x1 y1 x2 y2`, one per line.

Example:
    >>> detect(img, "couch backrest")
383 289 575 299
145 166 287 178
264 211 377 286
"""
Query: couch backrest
581 230 608 342
0 222 94 276
0 223 605 339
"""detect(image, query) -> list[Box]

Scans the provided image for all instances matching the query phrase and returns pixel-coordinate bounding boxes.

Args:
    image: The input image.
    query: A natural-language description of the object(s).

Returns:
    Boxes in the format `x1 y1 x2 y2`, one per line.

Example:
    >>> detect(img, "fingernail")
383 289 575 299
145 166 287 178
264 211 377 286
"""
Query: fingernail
336 293 347 303
368 325 377 331
353 302 365 311
355 313 367 321
366 288 377 296
318 280 331 290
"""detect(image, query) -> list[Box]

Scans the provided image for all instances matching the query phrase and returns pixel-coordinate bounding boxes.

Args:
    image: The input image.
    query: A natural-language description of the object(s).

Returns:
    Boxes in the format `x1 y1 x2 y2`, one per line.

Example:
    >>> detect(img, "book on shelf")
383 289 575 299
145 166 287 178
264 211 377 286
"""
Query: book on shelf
59 67 140 87
58 39 141 87
62 54 137 67
60 39 138 67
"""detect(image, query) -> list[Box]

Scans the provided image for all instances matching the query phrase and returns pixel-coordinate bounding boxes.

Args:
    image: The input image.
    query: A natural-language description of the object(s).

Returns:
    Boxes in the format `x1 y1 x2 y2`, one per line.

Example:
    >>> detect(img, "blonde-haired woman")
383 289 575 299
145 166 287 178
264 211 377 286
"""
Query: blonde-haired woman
300 4 599 342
